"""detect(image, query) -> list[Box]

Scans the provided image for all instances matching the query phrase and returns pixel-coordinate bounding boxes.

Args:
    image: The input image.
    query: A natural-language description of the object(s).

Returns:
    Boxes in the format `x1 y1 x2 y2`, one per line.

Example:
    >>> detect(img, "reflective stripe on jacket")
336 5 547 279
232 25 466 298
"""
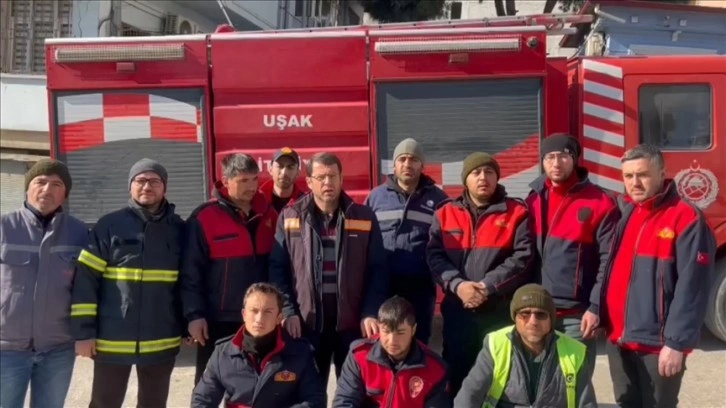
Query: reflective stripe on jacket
485 326 584 408
70 200 185 365
454 326 597 408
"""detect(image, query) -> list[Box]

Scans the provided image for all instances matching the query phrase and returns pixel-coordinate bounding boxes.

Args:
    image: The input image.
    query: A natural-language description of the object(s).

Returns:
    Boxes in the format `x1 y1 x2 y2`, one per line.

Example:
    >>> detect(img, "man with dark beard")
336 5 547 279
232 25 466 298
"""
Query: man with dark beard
427 152 534 395
71 159 186 407
260 147 309 212
366 139 448 344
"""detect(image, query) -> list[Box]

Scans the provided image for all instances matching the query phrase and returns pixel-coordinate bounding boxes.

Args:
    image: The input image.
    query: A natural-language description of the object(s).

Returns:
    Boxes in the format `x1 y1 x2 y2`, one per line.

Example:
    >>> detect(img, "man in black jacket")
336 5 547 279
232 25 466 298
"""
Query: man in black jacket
269 152 389 385
191 283 326 408
71 159 185 408
181 153 279 384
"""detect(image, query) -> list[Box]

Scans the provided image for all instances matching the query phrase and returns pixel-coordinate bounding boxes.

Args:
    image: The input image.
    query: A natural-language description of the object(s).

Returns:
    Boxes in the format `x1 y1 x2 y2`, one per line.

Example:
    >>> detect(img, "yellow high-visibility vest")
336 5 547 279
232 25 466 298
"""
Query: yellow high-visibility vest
483 325 586 408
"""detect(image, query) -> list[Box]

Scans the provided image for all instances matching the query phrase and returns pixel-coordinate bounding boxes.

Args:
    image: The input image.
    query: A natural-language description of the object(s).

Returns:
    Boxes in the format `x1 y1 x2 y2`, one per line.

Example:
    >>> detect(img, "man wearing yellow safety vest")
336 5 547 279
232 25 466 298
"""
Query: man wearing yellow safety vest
454 284 597 408
70 159 186 408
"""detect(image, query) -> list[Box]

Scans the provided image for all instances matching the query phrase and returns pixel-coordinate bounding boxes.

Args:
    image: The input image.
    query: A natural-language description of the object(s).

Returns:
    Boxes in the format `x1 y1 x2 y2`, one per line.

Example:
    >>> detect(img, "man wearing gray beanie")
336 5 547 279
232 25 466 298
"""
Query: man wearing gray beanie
365 138 448 344
71 158 185 407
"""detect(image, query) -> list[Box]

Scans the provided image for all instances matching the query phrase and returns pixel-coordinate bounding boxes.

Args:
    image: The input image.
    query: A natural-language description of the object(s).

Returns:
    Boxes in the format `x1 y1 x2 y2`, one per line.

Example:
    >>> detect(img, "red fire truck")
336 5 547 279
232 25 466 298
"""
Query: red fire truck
44 10 725 342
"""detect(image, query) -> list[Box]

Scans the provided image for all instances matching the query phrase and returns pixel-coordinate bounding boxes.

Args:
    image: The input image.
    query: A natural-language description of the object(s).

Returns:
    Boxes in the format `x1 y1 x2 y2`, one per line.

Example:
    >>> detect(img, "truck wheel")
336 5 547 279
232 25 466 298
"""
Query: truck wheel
705 255 726 343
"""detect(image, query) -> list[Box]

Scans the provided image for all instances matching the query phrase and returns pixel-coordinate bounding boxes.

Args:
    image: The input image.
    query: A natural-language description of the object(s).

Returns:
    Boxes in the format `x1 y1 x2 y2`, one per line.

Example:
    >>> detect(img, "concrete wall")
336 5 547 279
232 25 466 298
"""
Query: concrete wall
0 74 48 132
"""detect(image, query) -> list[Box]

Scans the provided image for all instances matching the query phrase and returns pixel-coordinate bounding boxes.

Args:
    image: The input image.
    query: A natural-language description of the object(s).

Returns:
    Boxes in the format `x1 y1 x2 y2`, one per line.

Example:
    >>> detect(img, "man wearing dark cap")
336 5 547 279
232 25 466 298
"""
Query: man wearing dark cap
455 284 597 408
525 133 618 378
1 159 87 408
365 138 448 344
260 147 309 212
427 152 534 395
71 158 186 407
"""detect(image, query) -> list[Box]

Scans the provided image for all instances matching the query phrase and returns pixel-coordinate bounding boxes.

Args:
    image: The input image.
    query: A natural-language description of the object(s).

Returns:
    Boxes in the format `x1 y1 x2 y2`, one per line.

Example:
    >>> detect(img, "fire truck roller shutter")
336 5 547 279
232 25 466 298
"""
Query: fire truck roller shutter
376 78 542 198
705 255 726 343
53 89 208 223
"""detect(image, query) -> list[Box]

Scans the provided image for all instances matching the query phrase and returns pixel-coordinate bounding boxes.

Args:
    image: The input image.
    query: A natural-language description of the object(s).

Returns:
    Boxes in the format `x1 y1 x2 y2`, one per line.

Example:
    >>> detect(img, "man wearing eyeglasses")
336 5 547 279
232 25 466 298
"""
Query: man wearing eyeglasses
525 133 618 379
71 158 186 407
454 284 597 408
270 152 388 387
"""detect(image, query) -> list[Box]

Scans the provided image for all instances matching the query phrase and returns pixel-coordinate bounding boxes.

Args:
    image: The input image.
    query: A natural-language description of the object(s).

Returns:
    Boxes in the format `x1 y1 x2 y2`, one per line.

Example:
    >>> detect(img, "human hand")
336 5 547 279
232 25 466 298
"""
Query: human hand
456 281 488 308
658 346 684 377
75 339 96 358
188 318 209 346
283 316 302 338
361 317 379 338
580 311 600 339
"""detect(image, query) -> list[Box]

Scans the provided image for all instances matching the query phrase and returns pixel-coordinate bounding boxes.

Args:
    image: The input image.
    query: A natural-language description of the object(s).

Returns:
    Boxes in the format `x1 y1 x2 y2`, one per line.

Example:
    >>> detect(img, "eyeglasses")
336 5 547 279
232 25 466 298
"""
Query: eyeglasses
310 174 340 183
517 310 550 321
543 153 573 163
133 178 163 188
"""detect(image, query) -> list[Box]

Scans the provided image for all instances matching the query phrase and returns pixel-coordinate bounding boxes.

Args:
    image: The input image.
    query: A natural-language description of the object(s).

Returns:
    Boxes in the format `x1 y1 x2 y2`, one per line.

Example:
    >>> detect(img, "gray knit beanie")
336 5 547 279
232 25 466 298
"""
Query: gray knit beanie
128 158 168 189
393 138 425 163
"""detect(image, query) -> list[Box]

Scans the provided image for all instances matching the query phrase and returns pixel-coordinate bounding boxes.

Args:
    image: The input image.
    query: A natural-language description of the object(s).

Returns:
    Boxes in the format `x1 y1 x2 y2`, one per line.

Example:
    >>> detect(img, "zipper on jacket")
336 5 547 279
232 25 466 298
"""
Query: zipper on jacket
136 222 147 357
220 258 229 310
659 260 666 344
620 211 650 344
541 192 572 271
573 242 582 300
385 371 399 408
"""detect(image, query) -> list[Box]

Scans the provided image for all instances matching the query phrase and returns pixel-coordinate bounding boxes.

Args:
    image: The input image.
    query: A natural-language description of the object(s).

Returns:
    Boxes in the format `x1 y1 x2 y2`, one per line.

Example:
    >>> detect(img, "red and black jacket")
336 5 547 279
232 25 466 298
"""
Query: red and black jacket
427 185 534 305
601 180 716 352
191 326 326 408
181 182 278 323
259 178 309 209
333 336 451 408
526 168 619 314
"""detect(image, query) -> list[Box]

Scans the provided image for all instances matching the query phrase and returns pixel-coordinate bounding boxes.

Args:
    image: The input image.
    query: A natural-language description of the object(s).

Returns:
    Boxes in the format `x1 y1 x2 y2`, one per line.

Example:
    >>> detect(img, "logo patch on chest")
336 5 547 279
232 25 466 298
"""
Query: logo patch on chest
409 376 424 398
657 228 675 240
274 370 297 382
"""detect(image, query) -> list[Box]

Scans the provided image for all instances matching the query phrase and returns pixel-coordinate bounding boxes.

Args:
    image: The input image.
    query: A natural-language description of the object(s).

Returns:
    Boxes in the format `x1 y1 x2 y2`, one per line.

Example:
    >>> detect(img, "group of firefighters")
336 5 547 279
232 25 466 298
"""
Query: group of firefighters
0 133 717 408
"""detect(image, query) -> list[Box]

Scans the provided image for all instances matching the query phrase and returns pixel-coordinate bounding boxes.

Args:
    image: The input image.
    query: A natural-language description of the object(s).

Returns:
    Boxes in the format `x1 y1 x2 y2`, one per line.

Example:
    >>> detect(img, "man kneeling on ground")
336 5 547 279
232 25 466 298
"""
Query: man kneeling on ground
333 296 451 408
191 283 325 408
455 284 597 408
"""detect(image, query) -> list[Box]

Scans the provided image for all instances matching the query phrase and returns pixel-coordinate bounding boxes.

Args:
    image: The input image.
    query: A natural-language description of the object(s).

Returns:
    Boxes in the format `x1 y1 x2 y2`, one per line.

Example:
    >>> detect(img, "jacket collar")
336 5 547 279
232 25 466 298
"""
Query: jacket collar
452 184 509 214
619 179 679 212
366 336 427 370
259 178 309 205
212 180 270 220
230 325 286 367
127 198 173 223
528 166 591 194
20 202 65 230
384 173 437 193
292 189 357 217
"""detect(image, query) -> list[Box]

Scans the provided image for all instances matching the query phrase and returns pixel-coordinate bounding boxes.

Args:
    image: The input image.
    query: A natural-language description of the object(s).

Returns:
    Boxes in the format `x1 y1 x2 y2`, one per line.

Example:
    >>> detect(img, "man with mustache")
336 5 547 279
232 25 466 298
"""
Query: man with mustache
365 138 448 344
427 152 534 395
270 152 388 387
1 160 87 408
181 153 279 385
525 133 618 379
454 284 597 408
71 159 186 407
260 147 308 212
602 144 715 408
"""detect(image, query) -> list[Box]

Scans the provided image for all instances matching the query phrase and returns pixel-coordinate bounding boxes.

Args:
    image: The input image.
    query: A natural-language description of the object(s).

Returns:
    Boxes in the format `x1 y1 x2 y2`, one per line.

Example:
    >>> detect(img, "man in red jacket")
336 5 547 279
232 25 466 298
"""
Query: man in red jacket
260 147 309 212
603 144 716 408
181 153 279 385
526 133 618 378
333 296 451 408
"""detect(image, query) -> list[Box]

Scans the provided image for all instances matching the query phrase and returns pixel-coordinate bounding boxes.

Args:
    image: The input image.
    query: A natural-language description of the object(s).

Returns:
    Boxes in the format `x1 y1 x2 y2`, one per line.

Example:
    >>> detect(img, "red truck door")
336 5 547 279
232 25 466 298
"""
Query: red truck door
621 56 726 246
368 26 568 198
45 37 211 222
207 30 370 202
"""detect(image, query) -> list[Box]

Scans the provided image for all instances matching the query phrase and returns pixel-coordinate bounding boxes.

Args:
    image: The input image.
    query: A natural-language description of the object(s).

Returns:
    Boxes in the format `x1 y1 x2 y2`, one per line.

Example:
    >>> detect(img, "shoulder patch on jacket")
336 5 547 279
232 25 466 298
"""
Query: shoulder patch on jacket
274 370 297 382
345 219 372 232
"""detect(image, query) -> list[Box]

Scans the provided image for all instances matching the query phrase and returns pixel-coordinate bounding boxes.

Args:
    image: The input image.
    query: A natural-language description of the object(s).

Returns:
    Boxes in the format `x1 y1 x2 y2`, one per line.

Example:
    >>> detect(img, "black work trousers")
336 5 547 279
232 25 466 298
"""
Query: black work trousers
193 321 241 385
606 341 685 408
308 324 359 386
89 359 175 408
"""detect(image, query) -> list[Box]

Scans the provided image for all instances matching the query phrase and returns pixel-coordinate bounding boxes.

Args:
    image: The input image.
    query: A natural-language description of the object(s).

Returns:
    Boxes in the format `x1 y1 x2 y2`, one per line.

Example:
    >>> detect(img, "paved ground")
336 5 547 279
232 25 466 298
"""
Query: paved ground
61 319 726 407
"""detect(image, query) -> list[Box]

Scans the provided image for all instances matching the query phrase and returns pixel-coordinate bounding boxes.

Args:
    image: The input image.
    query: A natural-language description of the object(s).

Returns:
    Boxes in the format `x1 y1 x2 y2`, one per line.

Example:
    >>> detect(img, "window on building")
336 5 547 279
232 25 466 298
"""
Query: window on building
294 0 305 17
450 2 463 19
639 84 712 150
1 0 73 74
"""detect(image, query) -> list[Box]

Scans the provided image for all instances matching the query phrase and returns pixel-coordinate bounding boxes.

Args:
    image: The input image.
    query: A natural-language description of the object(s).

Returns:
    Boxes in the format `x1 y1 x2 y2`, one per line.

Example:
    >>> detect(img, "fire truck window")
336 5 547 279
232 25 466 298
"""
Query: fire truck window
639 84 712 150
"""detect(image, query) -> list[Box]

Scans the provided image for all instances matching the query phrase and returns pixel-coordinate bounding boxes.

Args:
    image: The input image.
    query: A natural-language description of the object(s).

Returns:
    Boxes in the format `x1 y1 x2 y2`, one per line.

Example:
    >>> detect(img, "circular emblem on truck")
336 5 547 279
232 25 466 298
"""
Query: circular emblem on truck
674 161 719 210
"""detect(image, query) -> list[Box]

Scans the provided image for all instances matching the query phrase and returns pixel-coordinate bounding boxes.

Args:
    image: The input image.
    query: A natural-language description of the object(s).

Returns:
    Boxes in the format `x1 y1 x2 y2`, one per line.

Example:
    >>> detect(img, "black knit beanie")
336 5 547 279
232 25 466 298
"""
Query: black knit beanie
541 133 581 161
25 159 72 197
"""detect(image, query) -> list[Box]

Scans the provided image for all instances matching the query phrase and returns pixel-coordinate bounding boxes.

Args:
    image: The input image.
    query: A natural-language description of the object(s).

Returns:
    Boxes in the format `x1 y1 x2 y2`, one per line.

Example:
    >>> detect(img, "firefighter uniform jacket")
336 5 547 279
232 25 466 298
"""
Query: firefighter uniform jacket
70 200 185 365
